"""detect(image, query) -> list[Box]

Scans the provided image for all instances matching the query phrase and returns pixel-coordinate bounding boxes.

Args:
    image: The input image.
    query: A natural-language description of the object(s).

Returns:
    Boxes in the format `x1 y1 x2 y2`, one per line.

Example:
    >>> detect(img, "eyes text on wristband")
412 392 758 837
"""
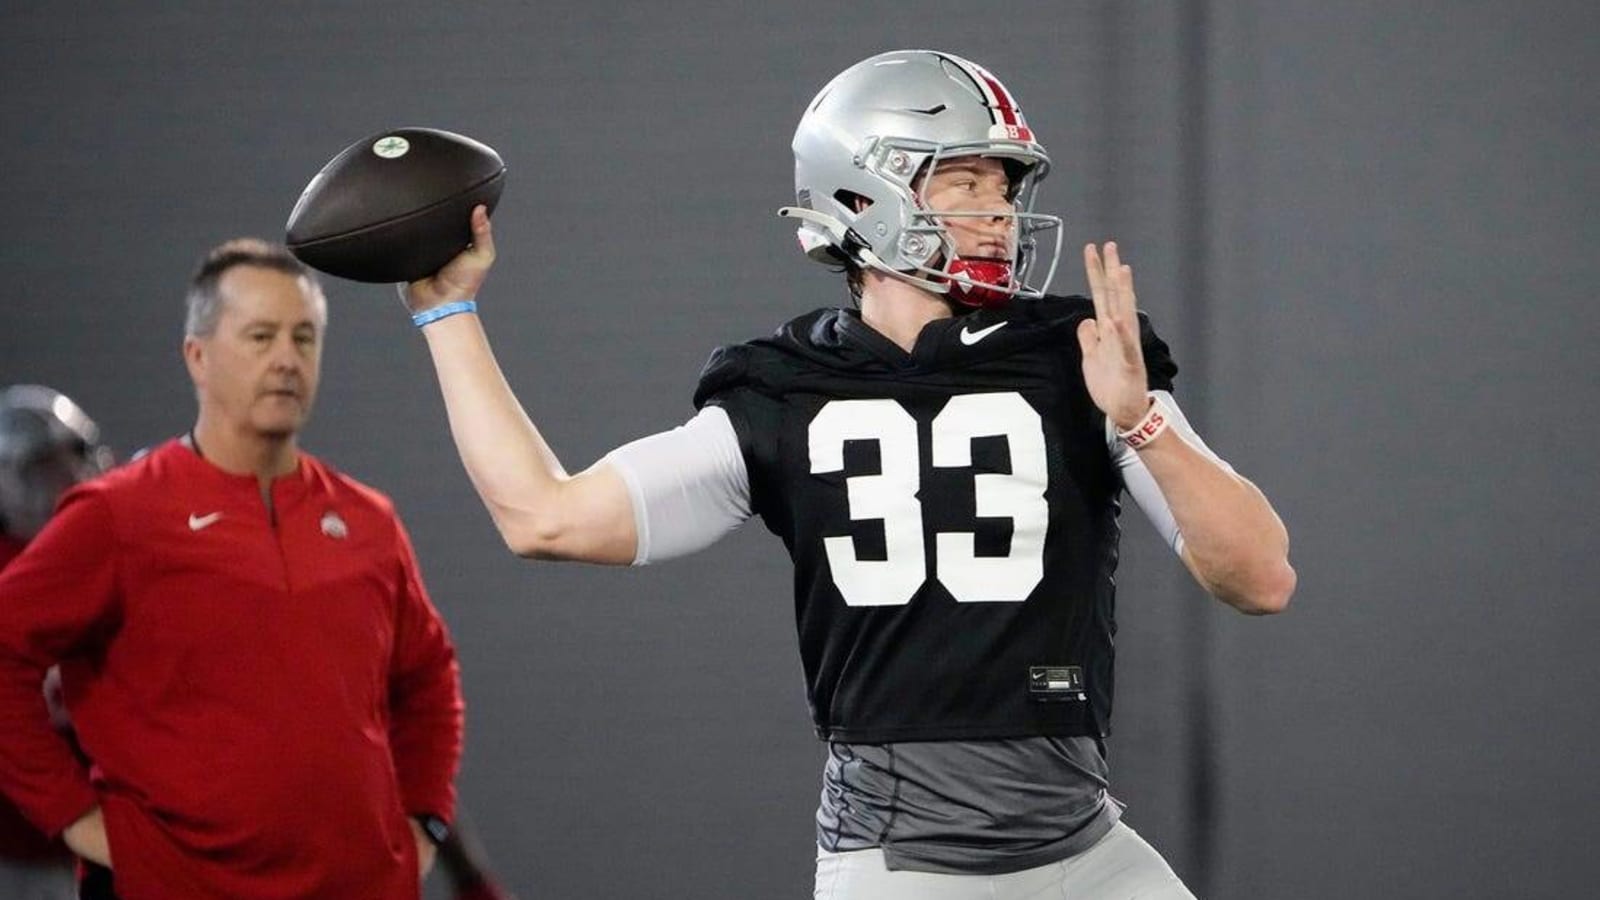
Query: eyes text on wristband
1117 394 1170 450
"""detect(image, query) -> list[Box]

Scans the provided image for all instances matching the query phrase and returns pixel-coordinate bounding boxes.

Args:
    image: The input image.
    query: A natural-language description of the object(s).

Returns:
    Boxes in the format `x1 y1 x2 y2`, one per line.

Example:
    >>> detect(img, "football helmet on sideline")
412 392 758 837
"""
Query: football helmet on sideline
0 385 114 541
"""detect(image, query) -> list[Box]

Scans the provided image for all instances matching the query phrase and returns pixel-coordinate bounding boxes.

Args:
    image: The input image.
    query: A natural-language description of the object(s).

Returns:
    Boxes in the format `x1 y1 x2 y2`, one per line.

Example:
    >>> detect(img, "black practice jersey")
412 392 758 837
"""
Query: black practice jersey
694 296 1177 742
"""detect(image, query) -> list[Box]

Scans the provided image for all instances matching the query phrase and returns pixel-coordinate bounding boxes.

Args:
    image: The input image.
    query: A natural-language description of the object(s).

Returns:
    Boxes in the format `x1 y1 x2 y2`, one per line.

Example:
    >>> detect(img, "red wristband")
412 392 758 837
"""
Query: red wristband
1117 394 1171 450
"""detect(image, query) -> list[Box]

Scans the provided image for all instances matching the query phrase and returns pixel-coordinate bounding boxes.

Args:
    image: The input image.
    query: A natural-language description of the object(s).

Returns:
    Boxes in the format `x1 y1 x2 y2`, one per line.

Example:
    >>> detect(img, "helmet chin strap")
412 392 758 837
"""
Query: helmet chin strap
778 206 947 293
776 205 848 239
777 206 1019 307
946 256 1016 308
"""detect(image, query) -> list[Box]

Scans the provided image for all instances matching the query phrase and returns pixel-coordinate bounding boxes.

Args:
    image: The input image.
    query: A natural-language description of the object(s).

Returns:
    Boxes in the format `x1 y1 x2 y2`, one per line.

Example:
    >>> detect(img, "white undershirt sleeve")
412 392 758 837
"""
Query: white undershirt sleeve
602 405 752 566
1107 390 1236 558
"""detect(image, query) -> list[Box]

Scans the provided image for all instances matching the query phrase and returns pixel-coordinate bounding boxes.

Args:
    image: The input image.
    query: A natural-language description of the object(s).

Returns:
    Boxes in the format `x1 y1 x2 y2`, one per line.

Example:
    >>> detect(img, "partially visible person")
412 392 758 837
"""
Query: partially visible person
0 241 464 899
0 384 112 900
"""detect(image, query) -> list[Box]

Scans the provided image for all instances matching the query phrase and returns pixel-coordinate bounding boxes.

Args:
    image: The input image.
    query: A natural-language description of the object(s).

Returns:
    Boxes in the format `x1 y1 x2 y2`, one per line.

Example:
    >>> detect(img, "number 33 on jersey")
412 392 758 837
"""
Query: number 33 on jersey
809 392 1046 606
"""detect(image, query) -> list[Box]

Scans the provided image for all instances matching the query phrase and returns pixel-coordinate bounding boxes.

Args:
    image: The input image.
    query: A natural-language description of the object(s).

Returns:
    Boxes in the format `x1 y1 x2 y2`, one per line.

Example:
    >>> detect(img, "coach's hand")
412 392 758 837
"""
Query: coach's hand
405 205 497 314
63 805 112 867
410 817 438 879
1077 242 1152 431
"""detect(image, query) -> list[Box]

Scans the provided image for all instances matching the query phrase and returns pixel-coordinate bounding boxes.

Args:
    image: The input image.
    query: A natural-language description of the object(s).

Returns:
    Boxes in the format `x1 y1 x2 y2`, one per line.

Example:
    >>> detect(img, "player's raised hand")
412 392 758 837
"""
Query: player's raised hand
1076 242 1152 431
404 205 497 313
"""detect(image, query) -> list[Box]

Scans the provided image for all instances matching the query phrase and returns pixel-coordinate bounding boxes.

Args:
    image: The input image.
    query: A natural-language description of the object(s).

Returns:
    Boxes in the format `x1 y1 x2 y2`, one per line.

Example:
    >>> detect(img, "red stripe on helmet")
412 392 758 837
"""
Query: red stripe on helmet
977 71 1020 126
942 54 1035 142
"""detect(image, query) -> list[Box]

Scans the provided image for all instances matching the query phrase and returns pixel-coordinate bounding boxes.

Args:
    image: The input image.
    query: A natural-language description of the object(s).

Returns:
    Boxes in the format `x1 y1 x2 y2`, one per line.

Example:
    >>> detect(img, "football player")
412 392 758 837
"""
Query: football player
403 49 1294 899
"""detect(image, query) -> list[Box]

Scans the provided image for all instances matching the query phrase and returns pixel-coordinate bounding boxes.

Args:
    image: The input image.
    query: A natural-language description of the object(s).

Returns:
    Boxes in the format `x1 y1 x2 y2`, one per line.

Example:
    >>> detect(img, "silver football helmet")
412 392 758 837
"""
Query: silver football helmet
0 385 113 541
780 49 1063 306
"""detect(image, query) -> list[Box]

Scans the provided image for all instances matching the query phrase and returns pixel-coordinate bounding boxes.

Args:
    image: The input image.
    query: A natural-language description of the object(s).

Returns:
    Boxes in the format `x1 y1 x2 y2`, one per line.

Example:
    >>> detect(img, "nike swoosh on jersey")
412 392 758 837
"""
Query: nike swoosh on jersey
959 321 1009 345
188 512 223 531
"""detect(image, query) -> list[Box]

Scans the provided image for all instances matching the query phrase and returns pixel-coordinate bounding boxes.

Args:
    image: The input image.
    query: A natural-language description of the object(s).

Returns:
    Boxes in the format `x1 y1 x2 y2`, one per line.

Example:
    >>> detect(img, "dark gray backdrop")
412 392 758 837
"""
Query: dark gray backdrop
3 2 1596 897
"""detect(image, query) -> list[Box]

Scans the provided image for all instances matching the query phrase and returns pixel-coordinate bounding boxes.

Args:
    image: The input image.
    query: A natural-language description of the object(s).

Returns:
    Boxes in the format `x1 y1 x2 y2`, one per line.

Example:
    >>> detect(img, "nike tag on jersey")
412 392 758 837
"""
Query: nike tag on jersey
1028 665 1087 702
959 321 1008 345
188 512 223 531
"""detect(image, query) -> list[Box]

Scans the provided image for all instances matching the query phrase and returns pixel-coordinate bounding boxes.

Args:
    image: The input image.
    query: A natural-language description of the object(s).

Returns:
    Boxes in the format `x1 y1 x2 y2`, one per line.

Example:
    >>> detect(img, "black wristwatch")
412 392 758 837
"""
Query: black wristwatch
415 813 451 847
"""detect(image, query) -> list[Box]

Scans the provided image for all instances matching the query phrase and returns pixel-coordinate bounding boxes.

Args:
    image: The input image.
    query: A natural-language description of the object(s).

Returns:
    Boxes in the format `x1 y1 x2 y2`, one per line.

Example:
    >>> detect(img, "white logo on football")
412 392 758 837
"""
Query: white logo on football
959 321 1008 346
188 512 223 531
372 136 410 159
320 511 348 539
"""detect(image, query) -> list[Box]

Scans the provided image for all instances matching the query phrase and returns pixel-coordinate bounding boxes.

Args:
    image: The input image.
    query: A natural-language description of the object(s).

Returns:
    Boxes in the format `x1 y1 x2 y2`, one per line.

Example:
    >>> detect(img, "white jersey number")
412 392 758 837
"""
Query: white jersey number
808 392 1048 606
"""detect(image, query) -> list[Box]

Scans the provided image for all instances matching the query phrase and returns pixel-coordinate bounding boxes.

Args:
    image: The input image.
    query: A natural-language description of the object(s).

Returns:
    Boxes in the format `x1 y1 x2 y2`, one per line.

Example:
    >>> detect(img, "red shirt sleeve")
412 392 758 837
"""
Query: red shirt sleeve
385 515 464 821
0 487 117 835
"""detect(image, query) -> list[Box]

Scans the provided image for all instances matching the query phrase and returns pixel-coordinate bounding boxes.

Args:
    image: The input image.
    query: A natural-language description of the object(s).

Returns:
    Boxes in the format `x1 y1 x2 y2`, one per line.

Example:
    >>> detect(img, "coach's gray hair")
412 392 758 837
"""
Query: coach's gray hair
185 239 323 337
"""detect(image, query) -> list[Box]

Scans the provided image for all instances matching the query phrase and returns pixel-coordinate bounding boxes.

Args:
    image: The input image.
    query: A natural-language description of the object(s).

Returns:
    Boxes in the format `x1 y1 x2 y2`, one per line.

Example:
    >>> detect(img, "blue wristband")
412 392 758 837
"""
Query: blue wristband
412 300 477 328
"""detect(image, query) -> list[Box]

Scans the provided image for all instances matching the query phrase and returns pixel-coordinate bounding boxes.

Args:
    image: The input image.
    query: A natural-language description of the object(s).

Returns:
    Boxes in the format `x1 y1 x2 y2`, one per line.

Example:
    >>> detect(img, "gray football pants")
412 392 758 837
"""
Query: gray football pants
814 821 1197 900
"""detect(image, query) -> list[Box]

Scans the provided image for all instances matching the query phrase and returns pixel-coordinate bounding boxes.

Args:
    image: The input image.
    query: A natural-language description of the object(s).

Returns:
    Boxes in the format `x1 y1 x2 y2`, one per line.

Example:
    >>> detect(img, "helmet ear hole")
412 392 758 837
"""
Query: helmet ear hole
834 190 874 214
